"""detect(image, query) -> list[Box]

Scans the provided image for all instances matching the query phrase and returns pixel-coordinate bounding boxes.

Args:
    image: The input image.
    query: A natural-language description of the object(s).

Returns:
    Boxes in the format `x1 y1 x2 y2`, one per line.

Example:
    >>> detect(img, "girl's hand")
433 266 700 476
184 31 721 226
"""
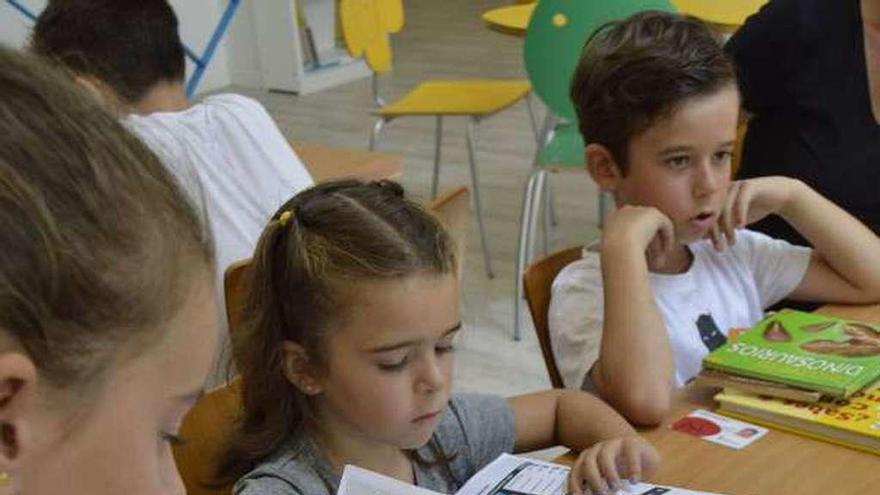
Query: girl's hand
709 176 804 250
567 435 660 495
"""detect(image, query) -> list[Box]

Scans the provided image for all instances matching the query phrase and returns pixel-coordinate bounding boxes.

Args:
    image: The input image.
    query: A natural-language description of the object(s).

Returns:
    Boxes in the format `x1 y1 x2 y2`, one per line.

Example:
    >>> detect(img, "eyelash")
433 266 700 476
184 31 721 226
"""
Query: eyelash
665 155 689 168
714 151 733 162
378 344 456 372
160 431 187 447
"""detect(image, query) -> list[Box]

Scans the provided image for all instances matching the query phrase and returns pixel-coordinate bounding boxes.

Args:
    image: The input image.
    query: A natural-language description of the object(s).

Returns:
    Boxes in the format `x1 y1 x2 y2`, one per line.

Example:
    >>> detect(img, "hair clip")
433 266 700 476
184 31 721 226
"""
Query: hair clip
278 210 293 227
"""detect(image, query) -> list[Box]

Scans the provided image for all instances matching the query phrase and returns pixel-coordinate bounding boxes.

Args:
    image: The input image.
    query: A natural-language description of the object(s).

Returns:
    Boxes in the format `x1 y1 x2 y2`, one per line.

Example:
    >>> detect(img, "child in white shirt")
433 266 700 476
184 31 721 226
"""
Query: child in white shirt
551 10 880 426
31 0 314 285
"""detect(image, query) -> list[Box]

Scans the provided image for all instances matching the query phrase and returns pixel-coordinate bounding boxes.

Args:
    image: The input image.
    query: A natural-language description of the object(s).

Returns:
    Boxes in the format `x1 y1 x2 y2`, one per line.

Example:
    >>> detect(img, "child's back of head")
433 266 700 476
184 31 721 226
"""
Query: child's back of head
0 46 216 493
570 10 736 172
31 0 185 105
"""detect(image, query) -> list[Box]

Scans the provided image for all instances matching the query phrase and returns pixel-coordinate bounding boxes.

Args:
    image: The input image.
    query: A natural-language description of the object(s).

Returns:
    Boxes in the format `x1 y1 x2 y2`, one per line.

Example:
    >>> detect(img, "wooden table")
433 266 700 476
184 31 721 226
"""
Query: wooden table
291 142 403 183
557 303 880 494
481 1 768 36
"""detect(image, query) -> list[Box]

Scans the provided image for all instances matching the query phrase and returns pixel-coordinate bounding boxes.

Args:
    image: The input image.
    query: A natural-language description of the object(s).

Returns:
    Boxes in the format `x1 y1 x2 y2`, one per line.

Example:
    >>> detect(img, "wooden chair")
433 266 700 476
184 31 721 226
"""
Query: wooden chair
171 379 242 495
223 259 251 334
427 185 470 279
522 246 583 388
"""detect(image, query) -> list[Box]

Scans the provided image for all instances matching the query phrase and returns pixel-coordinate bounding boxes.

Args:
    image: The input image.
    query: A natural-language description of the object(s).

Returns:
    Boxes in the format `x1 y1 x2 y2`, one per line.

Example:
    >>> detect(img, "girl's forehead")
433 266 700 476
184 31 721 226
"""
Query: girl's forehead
330 274 461 348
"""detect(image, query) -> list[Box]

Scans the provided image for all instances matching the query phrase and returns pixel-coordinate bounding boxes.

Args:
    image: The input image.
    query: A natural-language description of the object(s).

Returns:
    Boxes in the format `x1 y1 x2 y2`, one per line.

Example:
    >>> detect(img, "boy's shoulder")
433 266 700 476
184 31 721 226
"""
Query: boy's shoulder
192 93 275 123
550 246 601 292
690 228 794 262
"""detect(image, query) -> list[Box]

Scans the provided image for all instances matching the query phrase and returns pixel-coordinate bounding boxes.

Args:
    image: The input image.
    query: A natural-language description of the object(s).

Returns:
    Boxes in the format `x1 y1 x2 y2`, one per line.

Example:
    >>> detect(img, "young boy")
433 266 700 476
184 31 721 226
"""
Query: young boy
549 11 880 425
31 0 314 285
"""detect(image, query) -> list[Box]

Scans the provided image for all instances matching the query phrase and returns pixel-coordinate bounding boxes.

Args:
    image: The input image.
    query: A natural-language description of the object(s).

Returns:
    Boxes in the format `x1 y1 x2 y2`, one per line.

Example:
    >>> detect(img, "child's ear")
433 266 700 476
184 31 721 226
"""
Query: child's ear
585 143 623 193
0 352 38 478
280 341 323 396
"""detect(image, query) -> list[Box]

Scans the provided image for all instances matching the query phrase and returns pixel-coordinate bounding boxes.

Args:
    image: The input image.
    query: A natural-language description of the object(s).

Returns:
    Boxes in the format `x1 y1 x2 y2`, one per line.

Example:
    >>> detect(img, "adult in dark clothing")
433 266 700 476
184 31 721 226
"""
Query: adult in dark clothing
726 0 880 246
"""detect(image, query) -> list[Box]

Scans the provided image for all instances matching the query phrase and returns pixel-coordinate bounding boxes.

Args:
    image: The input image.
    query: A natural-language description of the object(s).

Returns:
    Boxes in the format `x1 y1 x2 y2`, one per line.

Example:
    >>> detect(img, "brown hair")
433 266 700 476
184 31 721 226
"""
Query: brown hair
31 0 186 104
570 10 736 173
0 46 212 387
215 179 458 483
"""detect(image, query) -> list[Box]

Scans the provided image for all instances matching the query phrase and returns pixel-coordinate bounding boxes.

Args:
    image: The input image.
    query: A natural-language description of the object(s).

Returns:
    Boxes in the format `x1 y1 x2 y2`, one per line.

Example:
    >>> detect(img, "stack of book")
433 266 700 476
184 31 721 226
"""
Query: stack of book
697 309 880 455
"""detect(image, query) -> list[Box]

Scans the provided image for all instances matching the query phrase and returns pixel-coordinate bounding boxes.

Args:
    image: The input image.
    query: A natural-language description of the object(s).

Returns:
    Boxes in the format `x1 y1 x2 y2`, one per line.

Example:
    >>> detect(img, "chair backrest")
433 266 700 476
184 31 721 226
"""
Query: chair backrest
339 0 404 73
223 259 251 334
523 246 584 388
172 380 243 495
523 0 674 121
427 185 470 278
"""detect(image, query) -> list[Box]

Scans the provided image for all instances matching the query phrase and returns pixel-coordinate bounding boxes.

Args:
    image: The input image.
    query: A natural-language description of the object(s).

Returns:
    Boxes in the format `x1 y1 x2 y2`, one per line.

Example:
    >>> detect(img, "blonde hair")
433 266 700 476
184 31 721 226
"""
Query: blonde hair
0 46 212 387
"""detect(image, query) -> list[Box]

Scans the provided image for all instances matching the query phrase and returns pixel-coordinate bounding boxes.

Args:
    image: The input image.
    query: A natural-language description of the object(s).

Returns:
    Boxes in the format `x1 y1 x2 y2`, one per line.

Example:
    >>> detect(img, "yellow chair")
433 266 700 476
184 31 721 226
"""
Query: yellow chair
339 0 536 278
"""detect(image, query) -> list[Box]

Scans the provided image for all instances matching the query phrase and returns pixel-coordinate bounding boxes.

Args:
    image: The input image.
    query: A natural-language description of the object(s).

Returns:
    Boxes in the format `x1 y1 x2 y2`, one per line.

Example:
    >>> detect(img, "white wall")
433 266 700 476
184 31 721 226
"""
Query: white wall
0 0 259 95
225 0 266 88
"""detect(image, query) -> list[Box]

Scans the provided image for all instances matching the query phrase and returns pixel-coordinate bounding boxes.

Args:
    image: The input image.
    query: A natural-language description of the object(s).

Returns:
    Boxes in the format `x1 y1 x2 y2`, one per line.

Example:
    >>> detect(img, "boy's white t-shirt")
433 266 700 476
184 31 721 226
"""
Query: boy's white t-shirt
548 229 812 389
124 93 314 281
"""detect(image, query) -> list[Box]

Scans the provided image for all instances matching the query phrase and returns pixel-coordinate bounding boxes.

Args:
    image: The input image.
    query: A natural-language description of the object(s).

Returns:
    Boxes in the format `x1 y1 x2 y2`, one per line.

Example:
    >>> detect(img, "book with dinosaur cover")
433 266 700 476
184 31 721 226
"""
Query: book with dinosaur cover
715 383 880 456
692 368 822 403
702 310 880 398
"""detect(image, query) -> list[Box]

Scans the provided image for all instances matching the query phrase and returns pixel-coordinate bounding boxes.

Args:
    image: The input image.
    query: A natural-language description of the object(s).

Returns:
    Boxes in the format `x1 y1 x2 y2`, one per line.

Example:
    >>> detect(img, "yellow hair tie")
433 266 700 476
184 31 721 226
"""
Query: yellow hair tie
278 210 293 227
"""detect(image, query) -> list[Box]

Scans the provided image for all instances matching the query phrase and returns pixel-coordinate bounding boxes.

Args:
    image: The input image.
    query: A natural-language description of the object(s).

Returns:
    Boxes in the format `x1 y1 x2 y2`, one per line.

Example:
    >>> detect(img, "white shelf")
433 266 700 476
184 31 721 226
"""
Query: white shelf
252 0 371 95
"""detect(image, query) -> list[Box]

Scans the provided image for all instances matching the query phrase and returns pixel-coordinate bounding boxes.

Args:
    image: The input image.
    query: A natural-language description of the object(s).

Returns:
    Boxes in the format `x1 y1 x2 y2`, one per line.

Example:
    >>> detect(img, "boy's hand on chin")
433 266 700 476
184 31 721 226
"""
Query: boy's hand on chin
602 205 675 268
710 176 804 250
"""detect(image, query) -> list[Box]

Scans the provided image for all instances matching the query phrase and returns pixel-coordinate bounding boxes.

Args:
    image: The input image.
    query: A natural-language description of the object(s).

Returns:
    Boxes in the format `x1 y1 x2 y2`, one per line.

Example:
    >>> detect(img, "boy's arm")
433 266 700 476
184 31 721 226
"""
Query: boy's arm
783 181 880 302
722 177 880 303
592 206 675 426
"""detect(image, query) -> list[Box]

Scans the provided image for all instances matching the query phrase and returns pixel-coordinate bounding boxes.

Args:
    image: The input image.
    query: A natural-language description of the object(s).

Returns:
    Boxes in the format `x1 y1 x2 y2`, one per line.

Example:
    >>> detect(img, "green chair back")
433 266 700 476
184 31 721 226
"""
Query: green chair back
523 0 675 121
536 122 584 166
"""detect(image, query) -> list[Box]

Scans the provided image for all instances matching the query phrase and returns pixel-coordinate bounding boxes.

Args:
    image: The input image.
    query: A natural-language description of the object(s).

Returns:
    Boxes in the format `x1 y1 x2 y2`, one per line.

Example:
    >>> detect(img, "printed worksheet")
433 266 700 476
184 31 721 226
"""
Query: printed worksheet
338 454 727 495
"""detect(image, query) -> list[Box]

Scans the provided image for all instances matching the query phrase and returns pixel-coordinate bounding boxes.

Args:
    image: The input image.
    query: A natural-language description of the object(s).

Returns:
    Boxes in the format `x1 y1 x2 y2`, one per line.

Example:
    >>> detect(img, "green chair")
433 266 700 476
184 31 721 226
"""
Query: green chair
513 0 674 340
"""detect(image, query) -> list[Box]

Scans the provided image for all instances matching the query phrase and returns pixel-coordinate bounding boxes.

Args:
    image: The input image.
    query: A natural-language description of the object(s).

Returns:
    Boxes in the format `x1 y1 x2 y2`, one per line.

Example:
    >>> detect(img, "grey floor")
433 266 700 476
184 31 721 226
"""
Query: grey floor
224 0 602 399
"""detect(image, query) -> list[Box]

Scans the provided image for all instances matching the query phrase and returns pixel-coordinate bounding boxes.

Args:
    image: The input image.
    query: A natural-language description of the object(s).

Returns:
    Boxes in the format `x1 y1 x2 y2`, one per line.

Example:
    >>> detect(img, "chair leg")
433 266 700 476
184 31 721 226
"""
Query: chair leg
368 117 386 151
513 111 557 340
546 178 558 227
527 170 546 264
514 168 542 342
465 117 494 279
541 175 551 256
431 115 443 199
